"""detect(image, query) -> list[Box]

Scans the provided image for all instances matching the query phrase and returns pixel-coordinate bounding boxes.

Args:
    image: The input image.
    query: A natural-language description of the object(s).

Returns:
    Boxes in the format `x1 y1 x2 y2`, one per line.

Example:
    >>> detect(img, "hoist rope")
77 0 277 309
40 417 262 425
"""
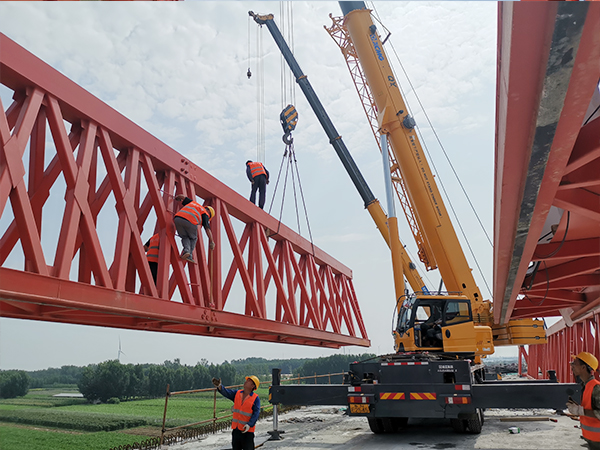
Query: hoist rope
255 23 265 163
268 144 315 255
370 3 493 298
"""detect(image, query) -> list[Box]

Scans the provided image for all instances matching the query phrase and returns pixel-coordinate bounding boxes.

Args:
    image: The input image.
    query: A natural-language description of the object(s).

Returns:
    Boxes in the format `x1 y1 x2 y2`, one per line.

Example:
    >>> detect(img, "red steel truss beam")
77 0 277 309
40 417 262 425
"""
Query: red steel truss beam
494 2 600 324
0 33 369 348
521 316 600 383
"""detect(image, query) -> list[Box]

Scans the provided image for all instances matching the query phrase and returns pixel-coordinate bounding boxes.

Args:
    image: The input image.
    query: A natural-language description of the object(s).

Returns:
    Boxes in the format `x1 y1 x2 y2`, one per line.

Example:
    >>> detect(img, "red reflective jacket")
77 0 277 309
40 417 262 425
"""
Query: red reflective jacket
581 378 600 443
231 390 259 433
175 201 208 226
248 162 266 178
146 234 159 263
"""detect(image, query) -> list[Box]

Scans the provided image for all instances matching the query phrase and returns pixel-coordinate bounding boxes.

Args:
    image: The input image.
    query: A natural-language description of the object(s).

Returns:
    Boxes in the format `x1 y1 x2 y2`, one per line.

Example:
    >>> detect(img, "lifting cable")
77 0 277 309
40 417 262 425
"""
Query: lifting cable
370 2 492 298
249 14 266 163
268 107 315 255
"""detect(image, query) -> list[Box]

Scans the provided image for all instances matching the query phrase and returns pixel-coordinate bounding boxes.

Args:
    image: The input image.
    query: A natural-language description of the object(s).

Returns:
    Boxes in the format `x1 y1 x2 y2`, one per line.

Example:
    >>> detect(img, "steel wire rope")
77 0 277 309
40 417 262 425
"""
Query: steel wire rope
267 147 291 237
289 144 315 255
369 3 493 297
256 25 265 162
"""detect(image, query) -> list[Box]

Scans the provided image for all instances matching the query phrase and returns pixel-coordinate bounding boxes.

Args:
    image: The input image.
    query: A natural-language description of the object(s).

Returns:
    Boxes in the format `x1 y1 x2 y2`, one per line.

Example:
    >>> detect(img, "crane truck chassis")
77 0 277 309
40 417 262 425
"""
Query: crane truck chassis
270 358 579 434
252 3 579 434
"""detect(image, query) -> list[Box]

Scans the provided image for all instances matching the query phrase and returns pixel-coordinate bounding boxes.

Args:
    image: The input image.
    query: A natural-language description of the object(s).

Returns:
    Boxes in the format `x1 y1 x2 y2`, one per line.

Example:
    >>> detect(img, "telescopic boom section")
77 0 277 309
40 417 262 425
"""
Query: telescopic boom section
249 10 428 294
339 2 487 316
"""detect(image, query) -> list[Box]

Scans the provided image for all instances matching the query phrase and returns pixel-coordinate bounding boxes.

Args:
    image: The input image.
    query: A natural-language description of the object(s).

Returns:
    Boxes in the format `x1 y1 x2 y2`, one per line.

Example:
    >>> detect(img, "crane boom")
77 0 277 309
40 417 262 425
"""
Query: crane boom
340 1 486 313
249 10 428 295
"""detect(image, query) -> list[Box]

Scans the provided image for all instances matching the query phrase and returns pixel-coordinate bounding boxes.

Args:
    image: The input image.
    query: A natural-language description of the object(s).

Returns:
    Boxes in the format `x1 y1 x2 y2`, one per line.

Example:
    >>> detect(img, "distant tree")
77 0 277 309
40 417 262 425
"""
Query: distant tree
77 360 130 402
297 354 376 383
148 365 170 397
172 365 193 392
0 370 29 399
27 365 83 388
192 363 210 389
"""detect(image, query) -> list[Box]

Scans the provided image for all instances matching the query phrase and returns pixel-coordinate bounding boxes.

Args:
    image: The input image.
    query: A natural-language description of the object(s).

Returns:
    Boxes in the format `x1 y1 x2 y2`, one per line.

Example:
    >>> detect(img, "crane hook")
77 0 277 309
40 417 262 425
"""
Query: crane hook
247 68 252 79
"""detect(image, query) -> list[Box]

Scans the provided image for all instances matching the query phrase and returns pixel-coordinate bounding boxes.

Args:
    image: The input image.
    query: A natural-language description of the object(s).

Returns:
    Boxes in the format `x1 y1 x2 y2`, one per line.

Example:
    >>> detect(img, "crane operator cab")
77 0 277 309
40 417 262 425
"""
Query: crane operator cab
394 294 494 358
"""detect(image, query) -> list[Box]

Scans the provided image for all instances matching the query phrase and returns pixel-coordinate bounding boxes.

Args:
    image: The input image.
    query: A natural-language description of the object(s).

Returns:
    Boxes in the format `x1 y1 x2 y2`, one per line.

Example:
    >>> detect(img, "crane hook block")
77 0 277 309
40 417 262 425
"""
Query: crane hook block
247 68 252 79
280 105 298 134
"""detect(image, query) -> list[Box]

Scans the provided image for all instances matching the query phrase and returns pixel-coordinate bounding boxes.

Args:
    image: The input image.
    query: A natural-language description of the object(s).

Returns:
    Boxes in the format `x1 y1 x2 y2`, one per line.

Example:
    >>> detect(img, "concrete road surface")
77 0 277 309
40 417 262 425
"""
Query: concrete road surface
171 406 585 450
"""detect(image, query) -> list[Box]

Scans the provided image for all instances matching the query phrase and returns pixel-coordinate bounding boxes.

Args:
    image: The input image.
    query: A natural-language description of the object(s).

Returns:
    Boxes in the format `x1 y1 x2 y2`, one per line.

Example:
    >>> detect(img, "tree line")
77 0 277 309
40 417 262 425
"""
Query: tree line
1 353 375 402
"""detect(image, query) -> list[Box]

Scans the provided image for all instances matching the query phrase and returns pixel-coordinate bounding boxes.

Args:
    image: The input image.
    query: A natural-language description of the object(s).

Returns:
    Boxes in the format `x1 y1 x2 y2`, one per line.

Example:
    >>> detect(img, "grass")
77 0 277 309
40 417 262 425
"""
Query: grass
0 424 154 450
0 386 272 449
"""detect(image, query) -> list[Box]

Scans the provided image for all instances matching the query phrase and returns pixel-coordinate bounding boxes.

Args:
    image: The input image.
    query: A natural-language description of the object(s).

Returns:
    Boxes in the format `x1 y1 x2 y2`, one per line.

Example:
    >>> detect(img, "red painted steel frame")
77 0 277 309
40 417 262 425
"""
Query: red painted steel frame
520 315 600 384
494 2 600 324
0 33 369 348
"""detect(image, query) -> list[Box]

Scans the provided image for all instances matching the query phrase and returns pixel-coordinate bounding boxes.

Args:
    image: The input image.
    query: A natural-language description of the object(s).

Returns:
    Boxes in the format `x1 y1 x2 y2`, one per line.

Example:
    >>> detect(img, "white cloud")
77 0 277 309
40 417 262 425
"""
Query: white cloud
0 1 500 370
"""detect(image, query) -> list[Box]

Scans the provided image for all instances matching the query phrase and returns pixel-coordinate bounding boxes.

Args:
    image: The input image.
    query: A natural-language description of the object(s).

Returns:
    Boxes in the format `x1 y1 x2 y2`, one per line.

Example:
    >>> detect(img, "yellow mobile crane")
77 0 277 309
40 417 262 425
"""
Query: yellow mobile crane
255 3 569 435
330 2 546 356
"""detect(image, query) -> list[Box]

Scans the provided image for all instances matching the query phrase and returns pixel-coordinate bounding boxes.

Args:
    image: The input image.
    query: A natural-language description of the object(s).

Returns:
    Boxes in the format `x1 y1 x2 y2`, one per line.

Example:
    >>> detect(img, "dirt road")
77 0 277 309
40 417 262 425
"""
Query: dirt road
172 406 584 450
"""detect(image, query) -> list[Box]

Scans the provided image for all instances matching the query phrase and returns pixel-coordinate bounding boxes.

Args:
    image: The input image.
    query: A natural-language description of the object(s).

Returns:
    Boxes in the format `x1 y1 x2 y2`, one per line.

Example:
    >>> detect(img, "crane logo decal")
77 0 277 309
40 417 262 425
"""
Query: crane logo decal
370 33 385 61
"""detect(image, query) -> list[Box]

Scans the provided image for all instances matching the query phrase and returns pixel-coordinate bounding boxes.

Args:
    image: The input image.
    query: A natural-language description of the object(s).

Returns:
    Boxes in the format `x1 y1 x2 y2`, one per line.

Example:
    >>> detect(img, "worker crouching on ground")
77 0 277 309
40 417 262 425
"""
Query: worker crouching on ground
212 375 261 450
567 351 600 449
173 194 215 264
246 160 269 209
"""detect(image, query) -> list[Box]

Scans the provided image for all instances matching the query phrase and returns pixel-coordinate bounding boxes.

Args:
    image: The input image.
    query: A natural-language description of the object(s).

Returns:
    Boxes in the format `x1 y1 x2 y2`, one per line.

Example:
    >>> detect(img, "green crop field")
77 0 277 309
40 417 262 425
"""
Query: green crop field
0 387 271 450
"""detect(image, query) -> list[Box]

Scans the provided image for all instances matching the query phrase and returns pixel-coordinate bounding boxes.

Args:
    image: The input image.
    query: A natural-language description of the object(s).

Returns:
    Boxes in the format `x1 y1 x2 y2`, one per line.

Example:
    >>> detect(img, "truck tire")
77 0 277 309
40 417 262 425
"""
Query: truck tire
367 418 385 434
382 417 397 433
466 408 483 434
395 417 409 428
450 418 466 433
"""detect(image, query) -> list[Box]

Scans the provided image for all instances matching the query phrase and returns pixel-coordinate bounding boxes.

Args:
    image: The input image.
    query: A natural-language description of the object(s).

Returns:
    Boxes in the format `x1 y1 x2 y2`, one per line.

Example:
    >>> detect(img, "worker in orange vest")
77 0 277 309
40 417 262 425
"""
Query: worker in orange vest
212 375 261 450
143 233 159 284
174 195 215 264
246 160 269 210
567 351 600 449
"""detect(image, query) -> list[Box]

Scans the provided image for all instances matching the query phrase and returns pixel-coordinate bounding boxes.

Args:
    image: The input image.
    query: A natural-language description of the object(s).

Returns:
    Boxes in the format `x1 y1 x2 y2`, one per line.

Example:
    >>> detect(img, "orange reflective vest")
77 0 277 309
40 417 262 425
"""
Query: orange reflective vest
248 162 266 178
231 390 258 433
175 201 207 226
146 234 159 263
581 378 600 442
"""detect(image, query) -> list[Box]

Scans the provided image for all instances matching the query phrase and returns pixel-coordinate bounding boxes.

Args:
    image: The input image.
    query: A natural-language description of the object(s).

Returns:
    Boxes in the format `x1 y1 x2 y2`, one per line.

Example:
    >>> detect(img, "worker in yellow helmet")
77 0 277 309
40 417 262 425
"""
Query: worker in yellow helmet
174 194 215 264
212 375 261 450
567 351 600 449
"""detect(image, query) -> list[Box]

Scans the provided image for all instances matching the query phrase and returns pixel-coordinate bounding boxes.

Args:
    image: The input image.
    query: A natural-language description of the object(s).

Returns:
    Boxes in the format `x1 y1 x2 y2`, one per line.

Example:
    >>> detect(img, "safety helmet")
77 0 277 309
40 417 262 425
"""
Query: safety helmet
245 375 260 390
205 206 215 221
573 351 599 371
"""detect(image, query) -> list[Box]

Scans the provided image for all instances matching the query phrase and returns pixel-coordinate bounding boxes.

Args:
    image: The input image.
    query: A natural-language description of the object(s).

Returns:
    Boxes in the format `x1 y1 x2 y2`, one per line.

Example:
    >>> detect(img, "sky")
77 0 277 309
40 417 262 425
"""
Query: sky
0 1 508 371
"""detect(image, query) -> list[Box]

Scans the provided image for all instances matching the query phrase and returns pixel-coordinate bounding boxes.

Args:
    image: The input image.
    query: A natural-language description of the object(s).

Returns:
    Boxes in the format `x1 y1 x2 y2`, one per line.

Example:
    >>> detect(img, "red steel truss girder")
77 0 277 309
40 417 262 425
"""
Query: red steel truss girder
521 315 600 383
0 33 369 348
494 2 600 324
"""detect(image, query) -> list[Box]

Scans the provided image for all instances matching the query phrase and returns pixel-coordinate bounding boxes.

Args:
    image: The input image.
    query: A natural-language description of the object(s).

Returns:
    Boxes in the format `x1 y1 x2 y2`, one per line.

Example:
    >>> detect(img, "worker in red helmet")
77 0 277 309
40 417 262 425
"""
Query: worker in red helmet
246 160 269 209
567 351 600 449
174 195 215 264
212 375 261 450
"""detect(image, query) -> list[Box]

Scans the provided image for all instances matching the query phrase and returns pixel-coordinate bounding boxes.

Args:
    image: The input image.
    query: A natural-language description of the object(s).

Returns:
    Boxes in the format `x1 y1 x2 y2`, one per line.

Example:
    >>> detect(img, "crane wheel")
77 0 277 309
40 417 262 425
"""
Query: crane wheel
367 417 384 434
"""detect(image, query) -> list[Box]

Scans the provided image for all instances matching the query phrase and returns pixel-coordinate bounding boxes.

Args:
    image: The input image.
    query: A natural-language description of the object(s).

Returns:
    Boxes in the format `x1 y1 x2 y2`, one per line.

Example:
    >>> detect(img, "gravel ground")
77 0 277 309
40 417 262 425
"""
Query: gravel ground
167 406 585 450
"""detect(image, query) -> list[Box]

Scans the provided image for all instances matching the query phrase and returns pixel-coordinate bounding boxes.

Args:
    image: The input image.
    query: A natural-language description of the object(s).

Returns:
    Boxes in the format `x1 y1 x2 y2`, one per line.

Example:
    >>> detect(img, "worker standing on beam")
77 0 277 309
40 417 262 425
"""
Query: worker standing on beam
173 194 215 264
143 233 159 284
246 160 270 209
567 352 600 449
212 375 261 450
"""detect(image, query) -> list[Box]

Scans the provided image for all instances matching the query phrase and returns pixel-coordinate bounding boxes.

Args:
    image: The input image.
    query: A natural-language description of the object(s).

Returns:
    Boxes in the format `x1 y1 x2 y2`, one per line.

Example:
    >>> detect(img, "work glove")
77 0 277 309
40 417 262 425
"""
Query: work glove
242 424 250 433
212 377 221 389
567 399 584 416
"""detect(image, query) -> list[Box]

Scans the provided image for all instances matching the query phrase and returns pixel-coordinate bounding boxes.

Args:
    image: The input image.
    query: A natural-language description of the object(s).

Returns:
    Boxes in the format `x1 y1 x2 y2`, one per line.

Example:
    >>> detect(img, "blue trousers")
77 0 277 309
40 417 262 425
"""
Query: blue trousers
250 174 267 209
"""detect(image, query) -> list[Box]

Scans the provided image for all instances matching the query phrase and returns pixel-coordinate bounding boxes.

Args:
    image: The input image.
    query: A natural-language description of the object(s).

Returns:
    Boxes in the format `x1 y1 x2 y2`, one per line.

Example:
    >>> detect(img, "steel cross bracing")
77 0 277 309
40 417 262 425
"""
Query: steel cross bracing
519 315 600 384
0 33 369 348
324 15 433 271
